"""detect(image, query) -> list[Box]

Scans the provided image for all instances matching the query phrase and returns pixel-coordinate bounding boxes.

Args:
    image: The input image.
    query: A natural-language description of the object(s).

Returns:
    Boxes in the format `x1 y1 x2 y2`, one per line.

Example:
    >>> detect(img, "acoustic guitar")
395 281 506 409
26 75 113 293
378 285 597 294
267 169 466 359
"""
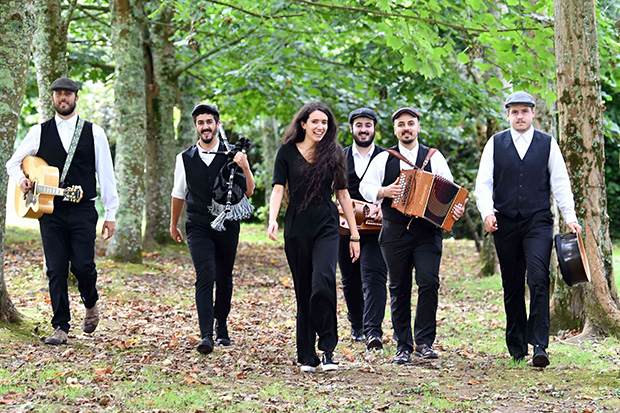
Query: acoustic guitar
14 156 83 219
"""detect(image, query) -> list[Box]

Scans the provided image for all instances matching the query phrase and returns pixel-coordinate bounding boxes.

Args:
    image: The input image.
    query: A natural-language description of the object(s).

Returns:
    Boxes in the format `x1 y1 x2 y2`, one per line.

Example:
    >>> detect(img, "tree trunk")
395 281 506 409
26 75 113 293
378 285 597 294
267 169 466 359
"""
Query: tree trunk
106 0 147 263
176 74 198 150
143 6 177 247
476 117 498 277
32 0 67 121
554 0 620 336
262 116 279 225
0 0 36 323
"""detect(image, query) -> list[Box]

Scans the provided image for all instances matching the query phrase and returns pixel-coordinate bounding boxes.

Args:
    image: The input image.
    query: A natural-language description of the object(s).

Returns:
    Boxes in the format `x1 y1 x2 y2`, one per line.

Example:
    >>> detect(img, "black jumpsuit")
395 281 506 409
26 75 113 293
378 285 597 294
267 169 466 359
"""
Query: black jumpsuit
273 143 342 367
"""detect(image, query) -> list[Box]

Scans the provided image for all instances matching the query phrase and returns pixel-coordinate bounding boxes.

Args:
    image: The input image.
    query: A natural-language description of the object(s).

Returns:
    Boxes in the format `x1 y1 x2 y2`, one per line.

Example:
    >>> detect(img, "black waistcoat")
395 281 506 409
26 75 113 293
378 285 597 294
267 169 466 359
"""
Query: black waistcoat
36 118 97 204
344 144 384 202
182 143 229 226
381 144 441 235
492 129 551 218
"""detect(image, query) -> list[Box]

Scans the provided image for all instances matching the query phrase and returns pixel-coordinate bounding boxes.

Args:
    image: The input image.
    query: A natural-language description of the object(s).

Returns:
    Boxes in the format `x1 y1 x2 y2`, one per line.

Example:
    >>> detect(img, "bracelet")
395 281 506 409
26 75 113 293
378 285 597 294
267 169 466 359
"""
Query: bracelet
350 235 360 242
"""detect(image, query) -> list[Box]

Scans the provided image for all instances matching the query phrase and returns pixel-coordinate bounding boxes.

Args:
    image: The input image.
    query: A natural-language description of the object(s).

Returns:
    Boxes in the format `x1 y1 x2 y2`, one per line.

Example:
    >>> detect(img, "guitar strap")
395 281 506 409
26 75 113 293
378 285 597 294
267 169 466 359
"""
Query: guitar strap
60 117 85 185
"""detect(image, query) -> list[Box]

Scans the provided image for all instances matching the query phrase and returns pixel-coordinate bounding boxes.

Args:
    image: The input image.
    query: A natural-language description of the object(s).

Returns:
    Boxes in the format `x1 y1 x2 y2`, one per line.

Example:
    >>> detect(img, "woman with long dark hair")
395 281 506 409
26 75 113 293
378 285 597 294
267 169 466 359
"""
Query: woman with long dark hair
268 102 360 372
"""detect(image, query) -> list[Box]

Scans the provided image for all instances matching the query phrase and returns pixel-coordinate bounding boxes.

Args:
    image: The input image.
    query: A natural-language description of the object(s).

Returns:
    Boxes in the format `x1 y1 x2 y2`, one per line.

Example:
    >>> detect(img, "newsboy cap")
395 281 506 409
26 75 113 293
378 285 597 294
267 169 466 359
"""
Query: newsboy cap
50 77 79 92
391 107 420 122
504 91 536 108
348 107 378 124
191 103 220 119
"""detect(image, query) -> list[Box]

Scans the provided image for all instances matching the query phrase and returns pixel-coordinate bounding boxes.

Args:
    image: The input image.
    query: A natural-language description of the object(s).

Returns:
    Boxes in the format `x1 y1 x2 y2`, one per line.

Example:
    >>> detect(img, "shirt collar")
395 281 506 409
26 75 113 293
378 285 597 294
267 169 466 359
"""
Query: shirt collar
55 113 78 128
197 138 220 153
509 126 534 143
352 142 375 159
398 141 419 158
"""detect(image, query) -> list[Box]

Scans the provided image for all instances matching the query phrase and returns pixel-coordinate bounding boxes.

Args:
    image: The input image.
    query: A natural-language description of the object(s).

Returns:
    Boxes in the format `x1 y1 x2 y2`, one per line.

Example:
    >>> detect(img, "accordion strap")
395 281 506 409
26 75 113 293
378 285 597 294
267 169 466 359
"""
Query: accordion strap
386 147 437 170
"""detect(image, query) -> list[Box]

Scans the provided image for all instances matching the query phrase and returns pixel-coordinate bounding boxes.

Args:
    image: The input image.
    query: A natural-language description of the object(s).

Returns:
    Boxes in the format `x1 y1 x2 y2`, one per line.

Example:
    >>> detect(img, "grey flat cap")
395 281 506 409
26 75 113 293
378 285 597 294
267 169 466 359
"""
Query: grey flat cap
191 103 220 119
50 77 79 92
348 107 378 124
505 91 535 108
391 106 420 122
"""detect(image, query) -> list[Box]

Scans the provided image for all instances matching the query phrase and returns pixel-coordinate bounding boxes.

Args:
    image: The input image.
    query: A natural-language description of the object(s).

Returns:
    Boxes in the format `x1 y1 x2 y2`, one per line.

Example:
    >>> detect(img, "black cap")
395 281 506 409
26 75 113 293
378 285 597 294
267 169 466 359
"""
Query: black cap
504 91 535 108
391 107 420 122
50 77 79 92
191 103 220 119
348 107 378 124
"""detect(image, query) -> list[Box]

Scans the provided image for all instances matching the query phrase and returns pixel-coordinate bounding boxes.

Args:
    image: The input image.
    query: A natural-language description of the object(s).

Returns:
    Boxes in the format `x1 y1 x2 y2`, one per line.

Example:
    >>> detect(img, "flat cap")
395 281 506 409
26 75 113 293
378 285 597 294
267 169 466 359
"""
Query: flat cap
191 103 220 118
348 107 378 124
391 107 420 122
504 91 535 108
50 77 79 92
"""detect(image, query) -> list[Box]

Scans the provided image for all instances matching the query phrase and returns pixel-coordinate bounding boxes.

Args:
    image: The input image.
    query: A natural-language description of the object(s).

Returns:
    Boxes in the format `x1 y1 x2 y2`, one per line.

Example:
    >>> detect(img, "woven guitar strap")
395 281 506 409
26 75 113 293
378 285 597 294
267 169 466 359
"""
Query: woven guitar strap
60 117 85 185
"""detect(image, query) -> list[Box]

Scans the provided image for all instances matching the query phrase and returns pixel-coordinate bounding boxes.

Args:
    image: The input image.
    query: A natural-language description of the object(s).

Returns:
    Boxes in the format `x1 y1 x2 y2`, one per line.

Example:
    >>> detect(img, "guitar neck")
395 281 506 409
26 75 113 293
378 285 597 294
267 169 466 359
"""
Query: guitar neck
36 184 67 197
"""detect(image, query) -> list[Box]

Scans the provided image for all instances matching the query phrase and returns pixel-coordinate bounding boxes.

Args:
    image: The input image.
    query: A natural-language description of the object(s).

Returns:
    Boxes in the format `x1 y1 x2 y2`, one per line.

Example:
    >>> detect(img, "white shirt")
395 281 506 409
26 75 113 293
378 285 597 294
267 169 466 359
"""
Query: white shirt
171 139 219 199
474 127 577 223
6 113 119 221
359 142 454 203
351 143 376 179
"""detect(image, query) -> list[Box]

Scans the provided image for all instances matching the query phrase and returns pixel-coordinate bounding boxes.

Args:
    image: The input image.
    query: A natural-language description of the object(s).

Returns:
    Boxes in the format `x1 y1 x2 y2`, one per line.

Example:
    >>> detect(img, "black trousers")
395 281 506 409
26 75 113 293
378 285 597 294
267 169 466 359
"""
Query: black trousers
285 227 339 367
39 201 98 333
186 219 239 339
493 210 553 358
338 233 388 338
379 220 442 353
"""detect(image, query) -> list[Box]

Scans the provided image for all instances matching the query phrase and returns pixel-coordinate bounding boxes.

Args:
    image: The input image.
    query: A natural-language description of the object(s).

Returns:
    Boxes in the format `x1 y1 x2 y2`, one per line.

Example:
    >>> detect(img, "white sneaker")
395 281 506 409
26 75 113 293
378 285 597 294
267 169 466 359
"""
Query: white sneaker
301 364 317 373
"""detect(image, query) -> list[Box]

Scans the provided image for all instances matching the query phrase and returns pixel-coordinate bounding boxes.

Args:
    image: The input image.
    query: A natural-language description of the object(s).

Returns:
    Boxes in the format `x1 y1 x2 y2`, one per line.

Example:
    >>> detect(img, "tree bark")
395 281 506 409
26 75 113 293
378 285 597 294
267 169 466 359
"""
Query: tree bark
107 0 147 263
476 117 498 277
0 0 36 323
32 0 67 121
143 5 178 247
554 0 620 336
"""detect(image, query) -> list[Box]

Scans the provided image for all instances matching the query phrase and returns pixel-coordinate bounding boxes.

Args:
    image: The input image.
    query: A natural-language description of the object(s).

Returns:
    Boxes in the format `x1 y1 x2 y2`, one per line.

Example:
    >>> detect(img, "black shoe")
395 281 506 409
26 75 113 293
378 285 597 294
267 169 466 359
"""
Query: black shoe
215 321 231 346
197 337 214 354
393 350 411 365
414 344 438 359
532 346 549 368
351 328 364 342
366 335 383 350
321 352 338 371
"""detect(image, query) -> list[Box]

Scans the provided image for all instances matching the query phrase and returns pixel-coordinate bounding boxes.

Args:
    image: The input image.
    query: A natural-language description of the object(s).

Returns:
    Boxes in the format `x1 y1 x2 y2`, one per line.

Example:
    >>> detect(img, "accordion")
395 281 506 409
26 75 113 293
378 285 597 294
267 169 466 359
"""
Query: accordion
391 169 469 231
338 199 382 235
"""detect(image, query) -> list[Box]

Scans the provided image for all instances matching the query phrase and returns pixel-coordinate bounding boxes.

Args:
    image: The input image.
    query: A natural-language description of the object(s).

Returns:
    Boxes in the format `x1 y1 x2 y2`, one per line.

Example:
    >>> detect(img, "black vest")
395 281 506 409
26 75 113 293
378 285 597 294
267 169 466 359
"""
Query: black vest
344 144 384 202
381 144 441 235
36 118 97 204
492 129 551 218
182 142 229 226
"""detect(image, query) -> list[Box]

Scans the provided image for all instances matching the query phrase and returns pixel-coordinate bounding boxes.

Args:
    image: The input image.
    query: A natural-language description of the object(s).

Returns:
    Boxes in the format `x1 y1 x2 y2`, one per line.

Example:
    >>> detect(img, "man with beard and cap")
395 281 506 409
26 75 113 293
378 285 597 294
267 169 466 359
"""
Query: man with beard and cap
475 91 581 368
170 103 255 354
6 77 119 345
338 108 388 350
359 107 466 364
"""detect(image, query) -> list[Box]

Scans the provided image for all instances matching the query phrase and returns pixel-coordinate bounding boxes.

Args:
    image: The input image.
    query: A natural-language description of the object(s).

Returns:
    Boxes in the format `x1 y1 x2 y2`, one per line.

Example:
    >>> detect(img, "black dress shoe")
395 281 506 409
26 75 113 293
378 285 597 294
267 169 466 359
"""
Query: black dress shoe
532 346 549 368
197 337 214 354
215 321 231 346
366 335 383 350
393 350 411 365
414 343 438 359
351 328 364 342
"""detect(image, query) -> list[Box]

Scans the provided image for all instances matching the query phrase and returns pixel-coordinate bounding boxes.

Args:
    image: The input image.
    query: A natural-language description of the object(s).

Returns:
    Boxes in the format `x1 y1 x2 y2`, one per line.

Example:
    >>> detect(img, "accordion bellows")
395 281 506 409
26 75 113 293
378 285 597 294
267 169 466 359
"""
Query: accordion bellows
391 169 469 231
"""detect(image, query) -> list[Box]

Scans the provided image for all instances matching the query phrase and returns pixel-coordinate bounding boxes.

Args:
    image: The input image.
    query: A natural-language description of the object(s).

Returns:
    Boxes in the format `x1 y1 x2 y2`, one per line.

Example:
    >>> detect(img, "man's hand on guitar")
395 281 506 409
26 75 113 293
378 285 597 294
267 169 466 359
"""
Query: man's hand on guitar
19 177 32 194
101 221 115 240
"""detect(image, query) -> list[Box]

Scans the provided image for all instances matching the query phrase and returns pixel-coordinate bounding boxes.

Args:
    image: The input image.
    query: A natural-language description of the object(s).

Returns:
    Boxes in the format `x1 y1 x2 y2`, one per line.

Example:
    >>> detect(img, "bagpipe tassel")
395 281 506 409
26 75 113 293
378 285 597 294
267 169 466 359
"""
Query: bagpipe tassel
208 196 255 231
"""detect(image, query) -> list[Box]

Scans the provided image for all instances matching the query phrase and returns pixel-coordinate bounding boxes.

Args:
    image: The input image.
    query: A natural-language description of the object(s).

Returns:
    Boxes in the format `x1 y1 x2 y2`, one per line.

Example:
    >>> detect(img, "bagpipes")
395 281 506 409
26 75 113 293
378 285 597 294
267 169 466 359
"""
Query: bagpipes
205 124 254 231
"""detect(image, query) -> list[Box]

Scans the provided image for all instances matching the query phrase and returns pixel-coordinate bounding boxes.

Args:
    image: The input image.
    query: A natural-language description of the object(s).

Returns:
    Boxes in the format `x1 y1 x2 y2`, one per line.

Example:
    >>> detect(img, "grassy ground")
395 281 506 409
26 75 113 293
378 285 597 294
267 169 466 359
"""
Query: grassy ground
1 223 620 412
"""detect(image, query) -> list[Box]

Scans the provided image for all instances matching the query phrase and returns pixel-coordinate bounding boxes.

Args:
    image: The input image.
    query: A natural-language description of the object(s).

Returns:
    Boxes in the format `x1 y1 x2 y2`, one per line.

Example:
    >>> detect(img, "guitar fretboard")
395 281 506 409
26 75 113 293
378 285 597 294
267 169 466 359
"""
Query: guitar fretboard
36 184 66 197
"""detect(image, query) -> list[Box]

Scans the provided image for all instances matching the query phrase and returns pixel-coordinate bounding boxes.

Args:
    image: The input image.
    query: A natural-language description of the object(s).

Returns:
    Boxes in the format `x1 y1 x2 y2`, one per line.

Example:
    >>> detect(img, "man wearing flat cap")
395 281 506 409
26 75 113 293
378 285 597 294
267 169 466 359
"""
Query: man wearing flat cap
474 91 581 367
337 108 388 350
360 106 465 364
170 103 254 354
6 77 119 345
